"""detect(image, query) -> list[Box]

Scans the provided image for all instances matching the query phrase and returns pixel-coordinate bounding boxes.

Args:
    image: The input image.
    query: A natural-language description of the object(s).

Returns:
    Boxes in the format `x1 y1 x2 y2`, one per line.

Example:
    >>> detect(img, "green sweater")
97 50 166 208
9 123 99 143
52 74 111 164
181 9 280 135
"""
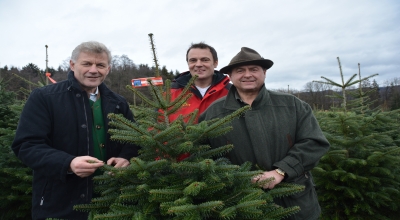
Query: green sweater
90 98 106 162
199 85 330 220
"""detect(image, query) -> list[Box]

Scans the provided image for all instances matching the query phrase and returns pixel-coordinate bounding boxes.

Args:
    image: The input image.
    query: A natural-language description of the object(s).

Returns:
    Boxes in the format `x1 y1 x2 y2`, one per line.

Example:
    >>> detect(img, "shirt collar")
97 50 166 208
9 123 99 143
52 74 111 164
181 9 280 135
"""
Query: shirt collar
234 90 247 104
89 87 99 102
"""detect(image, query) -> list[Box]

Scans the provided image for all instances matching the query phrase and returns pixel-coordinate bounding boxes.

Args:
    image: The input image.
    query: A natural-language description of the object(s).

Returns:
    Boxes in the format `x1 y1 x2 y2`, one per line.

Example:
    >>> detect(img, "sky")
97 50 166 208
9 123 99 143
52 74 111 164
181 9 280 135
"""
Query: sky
0 0 399 90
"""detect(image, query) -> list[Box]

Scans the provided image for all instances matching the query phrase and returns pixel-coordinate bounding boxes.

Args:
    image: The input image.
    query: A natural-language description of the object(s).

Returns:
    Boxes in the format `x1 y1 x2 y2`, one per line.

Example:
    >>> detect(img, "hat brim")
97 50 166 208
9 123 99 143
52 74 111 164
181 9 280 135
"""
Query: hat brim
220 59 273 74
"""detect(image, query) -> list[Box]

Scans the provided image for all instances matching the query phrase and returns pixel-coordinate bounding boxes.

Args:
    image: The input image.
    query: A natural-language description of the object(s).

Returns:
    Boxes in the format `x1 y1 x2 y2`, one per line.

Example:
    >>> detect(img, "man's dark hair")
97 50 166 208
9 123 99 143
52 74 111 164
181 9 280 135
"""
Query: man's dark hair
186 42 218 62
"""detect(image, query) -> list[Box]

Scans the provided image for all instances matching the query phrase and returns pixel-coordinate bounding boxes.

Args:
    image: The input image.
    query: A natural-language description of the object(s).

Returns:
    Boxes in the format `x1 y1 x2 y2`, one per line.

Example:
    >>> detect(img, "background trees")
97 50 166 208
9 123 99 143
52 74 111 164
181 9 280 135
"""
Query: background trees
0 55 179 104
0 81 32 219
1 55 400 110
313 90 400 219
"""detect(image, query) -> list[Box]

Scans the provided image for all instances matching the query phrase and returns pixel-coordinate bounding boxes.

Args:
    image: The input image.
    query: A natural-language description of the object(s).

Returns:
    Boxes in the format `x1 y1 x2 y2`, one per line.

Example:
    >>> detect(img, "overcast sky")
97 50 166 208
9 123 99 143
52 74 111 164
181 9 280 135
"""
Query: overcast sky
1 0 399 90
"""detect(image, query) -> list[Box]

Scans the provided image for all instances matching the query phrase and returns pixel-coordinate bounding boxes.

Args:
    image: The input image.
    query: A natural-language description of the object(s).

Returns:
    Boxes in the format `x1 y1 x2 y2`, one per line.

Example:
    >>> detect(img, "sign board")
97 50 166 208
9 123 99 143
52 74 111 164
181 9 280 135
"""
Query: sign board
131 77 164 88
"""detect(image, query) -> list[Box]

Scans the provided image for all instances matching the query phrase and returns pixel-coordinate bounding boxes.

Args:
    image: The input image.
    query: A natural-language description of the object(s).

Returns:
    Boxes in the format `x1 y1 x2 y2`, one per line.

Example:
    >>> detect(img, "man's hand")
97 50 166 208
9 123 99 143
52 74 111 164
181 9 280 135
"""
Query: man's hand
107 157 130 168
251 170 285 189
70 156 104 178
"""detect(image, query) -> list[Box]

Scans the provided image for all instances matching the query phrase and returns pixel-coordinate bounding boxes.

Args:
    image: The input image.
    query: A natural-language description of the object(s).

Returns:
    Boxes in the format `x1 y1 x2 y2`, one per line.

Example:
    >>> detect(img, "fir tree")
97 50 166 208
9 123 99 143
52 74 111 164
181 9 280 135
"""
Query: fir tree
74 34 305 220
314 109 400 219
312 59 400 219
0 81 32 219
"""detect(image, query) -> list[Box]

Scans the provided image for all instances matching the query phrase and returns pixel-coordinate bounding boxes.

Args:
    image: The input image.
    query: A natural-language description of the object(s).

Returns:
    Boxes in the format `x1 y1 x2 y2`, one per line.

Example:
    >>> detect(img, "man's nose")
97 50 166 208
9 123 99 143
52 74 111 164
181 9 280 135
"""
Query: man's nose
89 64 98 72
243 69 252 77
195 60 203 66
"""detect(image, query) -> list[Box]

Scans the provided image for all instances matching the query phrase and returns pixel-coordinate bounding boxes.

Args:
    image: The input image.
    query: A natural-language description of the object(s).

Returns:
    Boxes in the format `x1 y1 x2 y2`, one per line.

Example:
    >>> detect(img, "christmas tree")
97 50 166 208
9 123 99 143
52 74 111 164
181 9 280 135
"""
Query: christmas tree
74 34 304 219
312 58 400 219
0 64 57 219
0 81 32 219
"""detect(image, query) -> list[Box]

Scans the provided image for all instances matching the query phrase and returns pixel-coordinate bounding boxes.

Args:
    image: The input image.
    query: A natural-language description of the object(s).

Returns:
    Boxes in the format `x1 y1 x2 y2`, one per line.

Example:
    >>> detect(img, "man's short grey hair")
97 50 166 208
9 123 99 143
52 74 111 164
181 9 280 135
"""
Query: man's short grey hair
71 41 112 64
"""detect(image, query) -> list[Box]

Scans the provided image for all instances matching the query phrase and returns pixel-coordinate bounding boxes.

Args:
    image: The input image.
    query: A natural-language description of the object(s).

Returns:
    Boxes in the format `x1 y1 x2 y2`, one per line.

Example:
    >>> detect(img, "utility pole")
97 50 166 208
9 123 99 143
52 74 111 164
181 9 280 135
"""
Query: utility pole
45 45 49 85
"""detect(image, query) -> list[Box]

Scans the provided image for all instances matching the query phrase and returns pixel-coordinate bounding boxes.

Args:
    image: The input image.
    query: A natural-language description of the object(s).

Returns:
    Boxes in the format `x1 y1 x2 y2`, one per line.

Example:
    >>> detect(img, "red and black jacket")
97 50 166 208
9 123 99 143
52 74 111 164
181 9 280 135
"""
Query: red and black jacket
169 70 231 123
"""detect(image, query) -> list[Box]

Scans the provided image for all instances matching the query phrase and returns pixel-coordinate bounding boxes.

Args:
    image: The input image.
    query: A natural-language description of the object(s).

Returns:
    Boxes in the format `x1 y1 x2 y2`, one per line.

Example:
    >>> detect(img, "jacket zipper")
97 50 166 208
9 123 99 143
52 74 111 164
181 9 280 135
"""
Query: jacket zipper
40 181 48 206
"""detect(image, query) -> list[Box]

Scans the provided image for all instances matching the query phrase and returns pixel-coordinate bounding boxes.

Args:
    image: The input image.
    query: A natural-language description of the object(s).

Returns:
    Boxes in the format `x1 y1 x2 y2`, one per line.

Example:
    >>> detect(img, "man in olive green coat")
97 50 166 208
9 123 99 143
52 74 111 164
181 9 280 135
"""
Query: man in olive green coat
199 47 330 220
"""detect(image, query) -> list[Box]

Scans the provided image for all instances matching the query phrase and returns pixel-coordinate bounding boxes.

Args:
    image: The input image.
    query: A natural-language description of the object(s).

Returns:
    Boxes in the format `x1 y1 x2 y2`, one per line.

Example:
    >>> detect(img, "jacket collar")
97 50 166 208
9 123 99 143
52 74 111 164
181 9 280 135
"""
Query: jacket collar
224 84 270 110
173 70 227 88
67 71 84 92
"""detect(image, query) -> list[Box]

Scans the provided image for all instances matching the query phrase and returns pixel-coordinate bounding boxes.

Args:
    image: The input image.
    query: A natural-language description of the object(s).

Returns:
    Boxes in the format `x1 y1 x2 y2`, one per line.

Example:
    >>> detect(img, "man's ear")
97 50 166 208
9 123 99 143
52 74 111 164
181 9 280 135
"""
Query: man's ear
70 60 75 71
214 60 218 68
104 66 111 76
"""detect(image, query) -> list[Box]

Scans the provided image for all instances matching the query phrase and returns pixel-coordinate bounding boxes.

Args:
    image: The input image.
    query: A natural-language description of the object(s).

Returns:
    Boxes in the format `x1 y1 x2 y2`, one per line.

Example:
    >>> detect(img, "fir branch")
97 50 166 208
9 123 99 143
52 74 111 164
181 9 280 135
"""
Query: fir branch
194 144 234 159
197 201 225 215
163 80 172 103
73 203 110 212
118 191 147 203
165 93 192 115
219 206 237 219
99 187 120 196
201 106 250 141
168 75 197 108
153 124 184 143
126 86 159 108
266 206 301 219
92 210 138 220
171 161 201 173
201 183 226 196
149 189 183 202
91 193 119 205
183 182 207 196
148 80 168 109
166 204 198 217
107 113 150 136
267 183 305 199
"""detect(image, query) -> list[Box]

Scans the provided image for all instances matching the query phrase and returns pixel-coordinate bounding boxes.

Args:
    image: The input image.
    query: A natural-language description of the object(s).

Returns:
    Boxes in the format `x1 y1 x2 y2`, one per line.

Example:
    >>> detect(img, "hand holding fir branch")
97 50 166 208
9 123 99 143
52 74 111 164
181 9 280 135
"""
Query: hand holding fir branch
252 170 285 190
69 156 130 177
69 156 104 178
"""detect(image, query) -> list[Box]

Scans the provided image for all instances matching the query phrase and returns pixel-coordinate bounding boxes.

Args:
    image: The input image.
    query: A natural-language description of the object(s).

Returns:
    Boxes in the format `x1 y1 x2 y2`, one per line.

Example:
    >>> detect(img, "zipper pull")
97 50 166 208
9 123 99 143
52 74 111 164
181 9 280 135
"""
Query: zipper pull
40 197 44 206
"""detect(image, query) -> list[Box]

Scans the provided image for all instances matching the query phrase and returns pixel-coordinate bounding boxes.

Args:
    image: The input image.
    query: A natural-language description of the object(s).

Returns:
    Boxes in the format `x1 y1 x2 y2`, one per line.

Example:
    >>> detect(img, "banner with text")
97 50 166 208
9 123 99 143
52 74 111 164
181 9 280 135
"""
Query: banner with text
131 77 164 88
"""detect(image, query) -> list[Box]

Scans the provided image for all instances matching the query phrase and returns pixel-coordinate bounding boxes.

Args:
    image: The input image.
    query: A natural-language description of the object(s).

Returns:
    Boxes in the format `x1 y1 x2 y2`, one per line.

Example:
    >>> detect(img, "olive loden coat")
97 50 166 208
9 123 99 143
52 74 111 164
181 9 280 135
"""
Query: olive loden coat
199 85 330 220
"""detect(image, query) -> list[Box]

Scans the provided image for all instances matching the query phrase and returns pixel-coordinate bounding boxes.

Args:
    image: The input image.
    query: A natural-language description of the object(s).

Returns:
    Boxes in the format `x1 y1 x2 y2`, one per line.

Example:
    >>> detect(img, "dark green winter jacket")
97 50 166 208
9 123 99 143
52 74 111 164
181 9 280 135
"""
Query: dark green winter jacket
199 85 330 220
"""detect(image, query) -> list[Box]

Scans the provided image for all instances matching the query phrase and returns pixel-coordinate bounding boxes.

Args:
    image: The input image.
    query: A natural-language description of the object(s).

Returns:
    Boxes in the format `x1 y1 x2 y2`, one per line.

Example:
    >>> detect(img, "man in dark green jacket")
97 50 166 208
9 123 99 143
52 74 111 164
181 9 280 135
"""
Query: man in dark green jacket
199 47 330 220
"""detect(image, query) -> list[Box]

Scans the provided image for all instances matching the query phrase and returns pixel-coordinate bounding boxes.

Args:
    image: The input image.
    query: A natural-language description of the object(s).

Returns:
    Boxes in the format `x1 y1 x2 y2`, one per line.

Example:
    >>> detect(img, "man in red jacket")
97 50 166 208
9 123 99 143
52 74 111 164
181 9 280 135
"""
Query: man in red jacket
168 42 231 122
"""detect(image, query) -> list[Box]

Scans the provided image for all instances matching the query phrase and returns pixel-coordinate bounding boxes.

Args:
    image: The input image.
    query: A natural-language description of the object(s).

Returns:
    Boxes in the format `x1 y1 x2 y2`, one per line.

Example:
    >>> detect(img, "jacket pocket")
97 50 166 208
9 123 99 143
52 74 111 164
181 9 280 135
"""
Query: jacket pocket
276 173 321 219
38 179 53 207
39 180 48 206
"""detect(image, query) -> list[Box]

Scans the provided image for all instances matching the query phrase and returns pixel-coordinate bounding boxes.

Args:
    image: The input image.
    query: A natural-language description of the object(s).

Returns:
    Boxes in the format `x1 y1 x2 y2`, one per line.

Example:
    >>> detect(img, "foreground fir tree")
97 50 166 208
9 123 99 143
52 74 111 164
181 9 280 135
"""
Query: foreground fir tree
0 82 32 219
74 34 304 220
312 59 400 219
75 74 304 220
